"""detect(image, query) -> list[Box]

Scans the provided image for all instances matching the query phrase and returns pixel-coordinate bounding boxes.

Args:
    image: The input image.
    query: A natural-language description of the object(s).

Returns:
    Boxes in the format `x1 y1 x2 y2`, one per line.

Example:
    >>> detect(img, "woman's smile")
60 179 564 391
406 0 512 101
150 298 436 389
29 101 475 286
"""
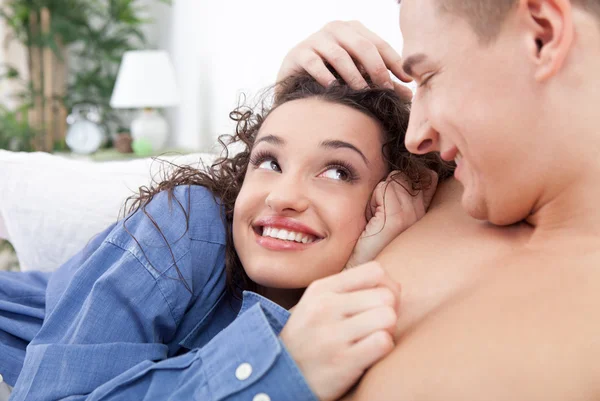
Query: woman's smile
233 98 388 289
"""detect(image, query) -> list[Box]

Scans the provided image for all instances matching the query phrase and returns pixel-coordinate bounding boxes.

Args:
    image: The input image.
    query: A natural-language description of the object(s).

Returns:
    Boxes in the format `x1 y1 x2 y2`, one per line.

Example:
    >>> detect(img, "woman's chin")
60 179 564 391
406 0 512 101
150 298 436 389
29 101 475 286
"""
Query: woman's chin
247 265 330 290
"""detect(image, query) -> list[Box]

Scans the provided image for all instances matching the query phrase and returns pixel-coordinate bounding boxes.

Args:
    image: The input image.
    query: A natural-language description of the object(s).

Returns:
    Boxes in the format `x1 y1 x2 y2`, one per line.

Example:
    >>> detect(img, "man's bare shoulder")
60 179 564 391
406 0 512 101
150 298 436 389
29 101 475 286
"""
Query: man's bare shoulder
375 178 533 335
350 244 600 401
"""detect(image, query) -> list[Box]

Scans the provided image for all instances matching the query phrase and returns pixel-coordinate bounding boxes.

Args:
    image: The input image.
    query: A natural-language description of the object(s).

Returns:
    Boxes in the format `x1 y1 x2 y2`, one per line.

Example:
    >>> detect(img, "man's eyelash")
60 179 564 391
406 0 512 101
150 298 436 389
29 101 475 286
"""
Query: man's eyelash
419 73 434 88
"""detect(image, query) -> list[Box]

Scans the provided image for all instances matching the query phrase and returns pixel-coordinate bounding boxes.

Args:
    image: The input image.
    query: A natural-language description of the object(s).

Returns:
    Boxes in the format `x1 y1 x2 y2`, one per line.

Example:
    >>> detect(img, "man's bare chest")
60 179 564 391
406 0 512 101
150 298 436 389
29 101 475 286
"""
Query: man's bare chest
352 258 600 401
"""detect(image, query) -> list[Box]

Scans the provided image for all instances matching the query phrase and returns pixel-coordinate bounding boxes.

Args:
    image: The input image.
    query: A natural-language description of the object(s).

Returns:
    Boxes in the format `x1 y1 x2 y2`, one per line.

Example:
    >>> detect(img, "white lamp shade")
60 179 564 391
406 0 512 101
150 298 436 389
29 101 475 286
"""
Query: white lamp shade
110 50 179 108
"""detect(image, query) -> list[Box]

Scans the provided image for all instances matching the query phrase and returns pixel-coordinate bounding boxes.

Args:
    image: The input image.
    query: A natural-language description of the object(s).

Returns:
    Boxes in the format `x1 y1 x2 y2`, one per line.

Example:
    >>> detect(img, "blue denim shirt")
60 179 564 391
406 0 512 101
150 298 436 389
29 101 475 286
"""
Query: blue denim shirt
7 186 318 401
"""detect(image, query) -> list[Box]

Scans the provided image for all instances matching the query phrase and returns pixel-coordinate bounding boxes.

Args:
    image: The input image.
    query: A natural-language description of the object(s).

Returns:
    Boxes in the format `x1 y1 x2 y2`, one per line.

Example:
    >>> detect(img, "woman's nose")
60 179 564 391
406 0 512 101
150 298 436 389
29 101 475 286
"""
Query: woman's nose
265 177 310 214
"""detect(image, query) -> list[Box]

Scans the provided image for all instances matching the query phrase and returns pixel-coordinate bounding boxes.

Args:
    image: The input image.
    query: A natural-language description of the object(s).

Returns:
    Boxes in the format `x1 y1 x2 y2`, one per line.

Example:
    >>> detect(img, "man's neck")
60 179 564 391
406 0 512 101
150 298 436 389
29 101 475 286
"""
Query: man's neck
526 171 600 247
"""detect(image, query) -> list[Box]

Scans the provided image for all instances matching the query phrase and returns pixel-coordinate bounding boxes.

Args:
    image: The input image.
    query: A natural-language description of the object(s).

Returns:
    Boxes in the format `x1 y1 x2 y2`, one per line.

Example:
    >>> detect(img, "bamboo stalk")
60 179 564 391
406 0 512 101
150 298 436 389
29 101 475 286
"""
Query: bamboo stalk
41 7 53 152
28 11 42 150
54 38 68 145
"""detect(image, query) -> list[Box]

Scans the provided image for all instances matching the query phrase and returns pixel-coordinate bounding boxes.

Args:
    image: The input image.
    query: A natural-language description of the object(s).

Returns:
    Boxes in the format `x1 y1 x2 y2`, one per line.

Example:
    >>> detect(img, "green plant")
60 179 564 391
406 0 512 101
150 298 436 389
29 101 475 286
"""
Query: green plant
0 104 37 151
0 0 171 152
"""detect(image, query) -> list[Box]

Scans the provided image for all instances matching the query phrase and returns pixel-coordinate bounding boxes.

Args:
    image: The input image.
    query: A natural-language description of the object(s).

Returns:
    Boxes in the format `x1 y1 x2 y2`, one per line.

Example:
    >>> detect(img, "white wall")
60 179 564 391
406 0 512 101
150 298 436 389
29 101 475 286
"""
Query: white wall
125 0 405 152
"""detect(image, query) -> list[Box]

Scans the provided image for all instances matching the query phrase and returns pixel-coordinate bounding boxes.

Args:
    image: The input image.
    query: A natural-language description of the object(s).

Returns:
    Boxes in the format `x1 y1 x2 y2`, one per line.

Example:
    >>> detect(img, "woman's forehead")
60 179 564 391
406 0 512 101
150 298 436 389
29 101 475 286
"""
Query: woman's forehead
257 98 385 154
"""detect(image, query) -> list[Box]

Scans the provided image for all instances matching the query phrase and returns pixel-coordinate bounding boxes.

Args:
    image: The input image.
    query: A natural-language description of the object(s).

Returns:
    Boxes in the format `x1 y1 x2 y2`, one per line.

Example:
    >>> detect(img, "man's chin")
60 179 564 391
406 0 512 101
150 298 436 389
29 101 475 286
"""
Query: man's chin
461 190 489 222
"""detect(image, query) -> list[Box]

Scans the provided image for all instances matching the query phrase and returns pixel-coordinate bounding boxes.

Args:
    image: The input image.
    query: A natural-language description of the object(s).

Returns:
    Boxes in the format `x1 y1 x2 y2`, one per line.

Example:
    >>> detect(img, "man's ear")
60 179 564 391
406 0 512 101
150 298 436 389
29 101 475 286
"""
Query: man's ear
521 0 574 81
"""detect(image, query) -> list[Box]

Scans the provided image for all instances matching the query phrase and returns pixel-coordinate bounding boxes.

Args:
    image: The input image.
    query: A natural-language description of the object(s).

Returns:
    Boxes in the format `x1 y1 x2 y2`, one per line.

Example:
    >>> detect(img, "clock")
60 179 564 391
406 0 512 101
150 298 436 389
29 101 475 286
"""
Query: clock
65 104 106 154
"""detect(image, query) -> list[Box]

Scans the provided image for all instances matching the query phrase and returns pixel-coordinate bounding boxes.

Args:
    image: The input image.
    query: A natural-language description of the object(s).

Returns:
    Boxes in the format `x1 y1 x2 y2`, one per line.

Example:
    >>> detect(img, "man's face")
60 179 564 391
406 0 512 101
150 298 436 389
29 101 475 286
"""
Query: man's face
400 0 548 225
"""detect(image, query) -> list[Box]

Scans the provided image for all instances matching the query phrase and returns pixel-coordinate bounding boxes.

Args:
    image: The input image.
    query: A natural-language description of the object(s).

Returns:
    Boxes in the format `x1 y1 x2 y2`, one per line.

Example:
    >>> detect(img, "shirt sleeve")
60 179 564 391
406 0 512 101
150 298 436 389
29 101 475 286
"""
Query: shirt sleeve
12 304 318 401
9 186 229 401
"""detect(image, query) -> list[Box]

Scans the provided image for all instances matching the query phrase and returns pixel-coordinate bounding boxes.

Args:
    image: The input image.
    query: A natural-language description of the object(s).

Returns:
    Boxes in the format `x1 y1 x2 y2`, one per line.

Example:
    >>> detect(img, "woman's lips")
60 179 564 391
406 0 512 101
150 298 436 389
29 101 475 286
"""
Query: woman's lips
254 230 319 251
253 216 324 239
252 216 324 251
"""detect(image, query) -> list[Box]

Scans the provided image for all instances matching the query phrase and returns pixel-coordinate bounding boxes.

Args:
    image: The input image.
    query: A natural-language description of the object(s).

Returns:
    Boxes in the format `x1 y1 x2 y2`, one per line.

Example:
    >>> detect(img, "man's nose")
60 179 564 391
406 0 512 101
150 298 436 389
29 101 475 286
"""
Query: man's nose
265 175 310 214
404 100 440 155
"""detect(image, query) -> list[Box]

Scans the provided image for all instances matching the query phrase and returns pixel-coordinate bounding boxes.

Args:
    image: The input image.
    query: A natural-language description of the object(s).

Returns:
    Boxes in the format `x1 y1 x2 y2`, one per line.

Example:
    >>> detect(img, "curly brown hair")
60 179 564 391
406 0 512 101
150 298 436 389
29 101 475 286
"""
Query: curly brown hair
123 70 454 298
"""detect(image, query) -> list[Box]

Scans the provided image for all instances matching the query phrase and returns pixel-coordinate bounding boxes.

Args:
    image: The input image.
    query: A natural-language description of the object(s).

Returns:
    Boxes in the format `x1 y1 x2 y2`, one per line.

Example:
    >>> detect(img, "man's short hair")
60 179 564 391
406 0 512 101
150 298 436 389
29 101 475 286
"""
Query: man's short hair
437 0 600 43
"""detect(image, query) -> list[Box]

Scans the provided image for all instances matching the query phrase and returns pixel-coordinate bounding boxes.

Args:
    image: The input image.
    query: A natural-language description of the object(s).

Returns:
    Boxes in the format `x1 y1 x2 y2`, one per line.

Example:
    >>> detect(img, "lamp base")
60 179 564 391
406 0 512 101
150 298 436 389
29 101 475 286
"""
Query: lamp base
131 109 168 154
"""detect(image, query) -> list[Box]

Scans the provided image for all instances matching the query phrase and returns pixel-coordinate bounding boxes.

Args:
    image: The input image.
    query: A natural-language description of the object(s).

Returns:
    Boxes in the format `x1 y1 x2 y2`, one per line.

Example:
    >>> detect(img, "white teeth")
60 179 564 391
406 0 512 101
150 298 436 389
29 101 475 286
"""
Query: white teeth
455 152 463 165
260 226 317 244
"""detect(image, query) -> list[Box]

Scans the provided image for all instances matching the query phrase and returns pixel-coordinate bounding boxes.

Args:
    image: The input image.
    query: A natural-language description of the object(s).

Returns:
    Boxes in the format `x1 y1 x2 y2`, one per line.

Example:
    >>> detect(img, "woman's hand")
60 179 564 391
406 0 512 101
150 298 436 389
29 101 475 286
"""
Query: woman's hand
277 20 413 98
280 262 401 401
346 170 439 269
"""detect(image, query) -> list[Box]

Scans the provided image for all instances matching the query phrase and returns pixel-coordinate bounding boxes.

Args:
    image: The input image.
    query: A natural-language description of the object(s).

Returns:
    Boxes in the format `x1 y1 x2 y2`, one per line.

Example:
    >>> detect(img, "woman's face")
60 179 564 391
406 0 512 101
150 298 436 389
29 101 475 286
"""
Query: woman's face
233 98 388 290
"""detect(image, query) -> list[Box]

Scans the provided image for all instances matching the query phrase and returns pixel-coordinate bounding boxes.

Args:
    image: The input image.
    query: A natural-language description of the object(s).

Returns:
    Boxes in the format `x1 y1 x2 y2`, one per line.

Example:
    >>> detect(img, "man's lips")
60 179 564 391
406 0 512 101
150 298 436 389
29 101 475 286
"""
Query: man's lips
440 146 459 162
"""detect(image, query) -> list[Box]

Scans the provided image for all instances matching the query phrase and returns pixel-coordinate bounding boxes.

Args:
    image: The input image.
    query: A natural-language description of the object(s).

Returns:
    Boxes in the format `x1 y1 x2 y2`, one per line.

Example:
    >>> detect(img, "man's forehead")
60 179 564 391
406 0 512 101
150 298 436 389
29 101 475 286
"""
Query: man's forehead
399 0 439 59
399 0 469 64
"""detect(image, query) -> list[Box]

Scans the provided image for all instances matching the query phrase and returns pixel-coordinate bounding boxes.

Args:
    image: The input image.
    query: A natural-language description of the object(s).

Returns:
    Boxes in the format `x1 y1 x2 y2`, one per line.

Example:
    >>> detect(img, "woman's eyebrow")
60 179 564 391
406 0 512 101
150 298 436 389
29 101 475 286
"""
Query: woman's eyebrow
320 140 369 166
255 134 285 147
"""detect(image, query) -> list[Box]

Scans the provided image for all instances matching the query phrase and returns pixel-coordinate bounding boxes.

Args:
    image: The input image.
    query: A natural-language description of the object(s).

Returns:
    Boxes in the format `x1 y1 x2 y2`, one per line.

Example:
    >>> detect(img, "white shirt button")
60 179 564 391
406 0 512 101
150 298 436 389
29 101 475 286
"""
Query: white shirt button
0 373 4 383
235 363 253 381
253 393 271 401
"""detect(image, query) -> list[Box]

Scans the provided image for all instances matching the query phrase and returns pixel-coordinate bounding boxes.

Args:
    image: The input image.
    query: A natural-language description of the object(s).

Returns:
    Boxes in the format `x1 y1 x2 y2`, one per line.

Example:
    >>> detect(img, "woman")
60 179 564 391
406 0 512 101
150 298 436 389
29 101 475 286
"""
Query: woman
1 71 450 401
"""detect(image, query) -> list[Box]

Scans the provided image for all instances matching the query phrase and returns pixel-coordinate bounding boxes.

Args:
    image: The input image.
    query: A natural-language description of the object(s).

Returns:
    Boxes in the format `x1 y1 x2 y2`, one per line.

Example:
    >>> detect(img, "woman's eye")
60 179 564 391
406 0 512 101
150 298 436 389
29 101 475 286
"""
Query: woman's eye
320 168 349 181
258 159 281 172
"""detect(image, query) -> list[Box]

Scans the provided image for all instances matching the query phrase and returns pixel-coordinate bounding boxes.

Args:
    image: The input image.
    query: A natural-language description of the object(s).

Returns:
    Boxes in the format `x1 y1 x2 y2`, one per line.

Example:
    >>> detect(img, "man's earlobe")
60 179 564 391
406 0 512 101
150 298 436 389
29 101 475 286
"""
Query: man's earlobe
526 0 574 81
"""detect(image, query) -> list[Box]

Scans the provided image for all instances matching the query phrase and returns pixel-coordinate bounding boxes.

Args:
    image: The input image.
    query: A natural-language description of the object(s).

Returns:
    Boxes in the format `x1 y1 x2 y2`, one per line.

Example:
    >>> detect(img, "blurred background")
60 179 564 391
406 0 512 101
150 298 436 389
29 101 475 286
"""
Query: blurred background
0 0 404 155
0 0 406 272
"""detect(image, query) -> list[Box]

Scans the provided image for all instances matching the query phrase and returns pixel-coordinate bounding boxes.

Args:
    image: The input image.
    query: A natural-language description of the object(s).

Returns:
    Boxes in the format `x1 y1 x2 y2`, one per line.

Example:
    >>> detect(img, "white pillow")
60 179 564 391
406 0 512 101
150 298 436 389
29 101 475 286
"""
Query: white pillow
0 150 217 272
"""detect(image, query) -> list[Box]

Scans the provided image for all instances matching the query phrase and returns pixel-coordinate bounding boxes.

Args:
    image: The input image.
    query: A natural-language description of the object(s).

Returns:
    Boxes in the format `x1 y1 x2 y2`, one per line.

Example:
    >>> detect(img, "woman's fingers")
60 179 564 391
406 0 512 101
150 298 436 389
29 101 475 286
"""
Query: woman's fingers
312 261 401 294
338 287 401 318
346 330 395 370
422 169 439 212
385 172 421 222
342 305 399 340
280 261 401 401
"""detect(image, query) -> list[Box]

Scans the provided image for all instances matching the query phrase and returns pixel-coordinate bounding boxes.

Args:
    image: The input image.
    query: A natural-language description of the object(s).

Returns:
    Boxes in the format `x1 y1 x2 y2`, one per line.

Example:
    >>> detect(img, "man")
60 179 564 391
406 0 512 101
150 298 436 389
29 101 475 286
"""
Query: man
278 0 600 399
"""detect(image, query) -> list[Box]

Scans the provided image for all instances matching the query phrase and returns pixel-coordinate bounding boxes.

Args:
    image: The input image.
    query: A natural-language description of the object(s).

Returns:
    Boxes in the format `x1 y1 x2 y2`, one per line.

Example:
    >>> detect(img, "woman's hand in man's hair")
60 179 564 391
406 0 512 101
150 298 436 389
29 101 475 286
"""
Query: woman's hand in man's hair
277 20 412 91
280 262 401 401
346 169 439 269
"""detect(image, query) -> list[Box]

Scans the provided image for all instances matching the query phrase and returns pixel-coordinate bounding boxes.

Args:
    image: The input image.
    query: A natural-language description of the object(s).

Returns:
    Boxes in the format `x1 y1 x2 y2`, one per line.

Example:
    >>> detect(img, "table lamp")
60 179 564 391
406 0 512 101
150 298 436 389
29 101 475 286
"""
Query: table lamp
110 50 179 154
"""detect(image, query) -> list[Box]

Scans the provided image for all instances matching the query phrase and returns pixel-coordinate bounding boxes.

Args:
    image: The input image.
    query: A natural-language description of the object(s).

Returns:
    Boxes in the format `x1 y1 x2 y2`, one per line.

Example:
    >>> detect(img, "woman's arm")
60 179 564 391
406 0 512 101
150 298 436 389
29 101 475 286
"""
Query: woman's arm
9 186 231 400
10 185 401 401
12 298 318 401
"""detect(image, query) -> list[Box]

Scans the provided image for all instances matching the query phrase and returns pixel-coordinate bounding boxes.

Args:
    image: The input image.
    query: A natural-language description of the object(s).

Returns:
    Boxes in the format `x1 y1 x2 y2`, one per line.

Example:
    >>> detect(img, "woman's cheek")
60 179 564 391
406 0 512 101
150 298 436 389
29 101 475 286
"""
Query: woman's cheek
333 198 369 237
